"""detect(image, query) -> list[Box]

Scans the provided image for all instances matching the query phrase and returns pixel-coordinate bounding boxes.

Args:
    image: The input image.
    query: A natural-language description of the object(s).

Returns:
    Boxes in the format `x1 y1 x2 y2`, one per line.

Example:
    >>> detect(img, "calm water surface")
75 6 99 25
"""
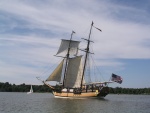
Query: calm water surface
0 92 150 113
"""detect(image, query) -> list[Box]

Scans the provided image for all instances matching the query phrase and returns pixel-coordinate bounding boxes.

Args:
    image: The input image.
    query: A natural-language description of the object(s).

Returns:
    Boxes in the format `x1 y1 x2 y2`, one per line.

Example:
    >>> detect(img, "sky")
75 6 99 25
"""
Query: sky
0 0 150 88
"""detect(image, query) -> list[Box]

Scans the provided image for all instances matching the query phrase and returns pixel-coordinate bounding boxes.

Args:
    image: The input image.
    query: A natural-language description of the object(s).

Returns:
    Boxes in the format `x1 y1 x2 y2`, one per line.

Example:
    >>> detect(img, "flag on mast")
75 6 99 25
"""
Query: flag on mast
93 26 102 32
92 21 102 32
111 73 123 84
72 31 75 34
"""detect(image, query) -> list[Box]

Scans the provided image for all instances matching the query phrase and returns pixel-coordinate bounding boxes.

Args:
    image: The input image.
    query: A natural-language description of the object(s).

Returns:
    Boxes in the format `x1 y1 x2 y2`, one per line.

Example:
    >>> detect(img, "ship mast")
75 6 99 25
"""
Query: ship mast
62 31 75 87
80 22 94 88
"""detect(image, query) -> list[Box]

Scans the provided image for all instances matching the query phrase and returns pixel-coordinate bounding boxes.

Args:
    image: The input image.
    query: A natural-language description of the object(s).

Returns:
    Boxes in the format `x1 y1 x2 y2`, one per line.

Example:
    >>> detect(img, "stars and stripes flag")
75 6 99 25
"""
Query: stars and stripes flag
111 73 123 84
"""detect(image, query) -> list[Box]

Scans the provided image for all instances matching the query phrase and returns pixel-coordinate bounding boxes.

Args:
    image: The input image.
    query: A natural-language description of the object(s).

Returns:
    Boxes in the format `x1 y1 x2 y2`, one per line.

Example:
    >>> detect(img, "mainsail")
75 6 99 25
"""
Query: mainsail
46 59 64 82
64 56 83 88
56 39 80 56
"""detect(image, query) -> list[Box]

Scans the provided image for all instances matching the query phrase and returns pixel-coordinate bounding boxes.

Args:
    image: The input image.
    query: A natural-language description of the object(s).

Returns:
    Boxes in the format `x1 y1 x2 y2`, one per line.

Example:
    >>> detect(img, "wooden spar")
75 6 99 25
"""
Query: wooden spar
80 21 94 88
36 77 55 89
62 31 75 87
43 81 55 89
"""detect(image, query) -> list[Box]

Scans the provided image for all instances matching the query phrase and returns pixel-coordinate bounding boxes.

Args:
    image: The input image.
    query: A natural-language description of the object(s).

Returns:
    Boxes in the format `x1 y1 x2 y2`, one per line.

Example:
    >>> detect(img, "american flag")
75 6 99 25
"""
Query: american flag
111 73 123 84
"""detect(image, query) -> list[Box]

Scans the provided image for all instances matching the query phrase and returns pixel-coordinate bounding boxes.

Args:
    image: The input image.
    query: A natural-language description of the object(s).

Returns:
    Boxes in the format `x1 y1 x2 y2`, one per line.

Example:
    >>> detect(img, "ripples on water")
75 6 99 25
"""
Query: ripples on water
0 92 150 113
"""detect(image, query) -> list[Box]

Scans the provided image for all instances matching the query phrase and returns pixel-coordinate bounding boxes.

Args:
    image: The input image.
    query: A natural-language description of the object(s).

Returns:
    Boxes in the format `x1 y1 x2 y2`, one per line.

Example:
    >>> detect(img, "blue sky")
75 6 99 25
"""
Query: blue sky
0 0 150 88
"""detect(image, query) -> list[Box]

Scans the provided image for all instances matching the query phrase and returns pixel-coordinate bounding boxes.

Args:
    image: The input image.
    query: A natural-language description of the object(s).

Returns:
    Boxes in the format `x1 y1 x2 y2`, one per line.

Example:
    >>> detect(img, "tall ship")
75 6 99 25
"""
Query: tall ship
37 22 122 98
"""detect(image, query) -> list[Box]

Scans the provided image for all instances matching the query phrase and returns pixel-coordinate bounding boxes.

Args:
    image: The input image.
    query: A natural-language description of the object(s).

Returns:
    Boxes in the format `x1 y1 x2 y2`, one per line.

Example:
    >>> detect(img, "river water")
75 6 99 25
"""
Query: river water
0 92 150 113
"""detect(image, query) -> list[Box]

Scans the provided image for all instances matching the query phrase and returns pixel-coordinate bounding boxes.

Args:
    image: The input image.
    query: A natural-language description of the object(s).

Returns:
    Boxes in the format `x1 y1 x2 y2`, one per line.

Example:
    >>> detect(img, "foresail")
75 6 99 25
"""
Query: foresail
46 59 64 82
64 56 83 88
56 39 80 56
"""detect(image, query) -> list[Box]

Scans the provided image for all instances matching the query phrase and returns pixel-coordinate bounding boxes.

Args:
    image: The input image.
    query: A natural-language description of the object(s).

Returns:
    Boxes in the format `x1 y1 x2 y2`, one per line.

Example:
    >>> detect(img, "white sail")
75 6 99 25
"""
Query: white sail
73 57 85 87
56 39 80 56
46 59 64 82
64 56 83 88
30 85 33 93
27 85 33 94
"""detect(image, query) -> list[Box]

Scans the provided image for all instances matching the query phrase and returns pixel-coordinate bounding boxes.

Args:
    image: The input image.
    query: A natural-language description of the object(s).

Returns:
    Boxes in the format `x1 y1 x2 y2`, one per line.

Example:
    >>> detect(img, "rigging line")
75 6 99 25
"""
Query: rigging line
86 33 105 80
89 48 106 82
85 54 91 83
89 54 97 82
87 54 97 82
89 40 106 81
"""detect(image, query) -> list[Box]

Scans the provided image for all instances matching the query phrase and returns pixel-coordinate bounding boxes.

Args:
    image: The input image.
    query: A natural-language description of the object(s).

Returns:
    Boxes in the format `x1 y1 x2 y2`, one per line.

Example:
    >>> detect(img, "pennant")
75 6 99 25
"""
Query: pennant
111 73 123 84
93 26 102 32
72 31 76 34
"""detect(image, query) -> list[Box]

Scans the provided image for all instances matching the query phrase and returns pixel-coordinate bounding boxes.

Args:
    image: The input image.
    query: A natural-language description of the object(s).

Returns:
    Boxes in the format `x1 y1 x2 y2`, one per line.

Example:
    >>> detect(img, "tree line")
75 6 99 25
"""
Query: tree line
0 82 52 92
0 82 150 94
109 87 150 95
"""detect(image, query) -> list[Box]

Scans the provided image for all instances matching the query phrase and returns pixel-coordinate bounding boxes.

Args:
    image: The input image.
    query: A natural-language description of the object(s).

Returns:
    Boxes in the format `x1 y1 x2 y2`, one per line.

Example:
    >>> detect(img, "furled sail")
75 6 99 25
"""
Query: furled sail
46 59 64 82
64 56 83 88
56 39 80 56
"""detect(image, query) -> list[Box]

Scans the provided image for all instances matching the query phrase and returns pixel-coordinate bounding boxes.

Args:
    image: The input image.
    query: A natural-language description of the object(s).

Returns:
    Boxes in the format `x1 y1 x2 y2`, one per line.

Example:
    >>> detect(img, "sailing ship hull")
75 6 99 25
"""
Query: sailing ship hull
52 87 109 98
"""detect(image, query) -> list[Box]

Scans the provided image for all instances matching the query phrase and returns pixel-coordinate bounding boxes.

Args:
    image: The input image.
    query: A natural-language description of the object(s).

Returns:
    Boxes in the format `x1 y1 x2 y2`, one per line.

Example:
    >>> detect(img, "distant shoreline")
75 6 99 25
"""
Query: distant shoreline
0 82 150 95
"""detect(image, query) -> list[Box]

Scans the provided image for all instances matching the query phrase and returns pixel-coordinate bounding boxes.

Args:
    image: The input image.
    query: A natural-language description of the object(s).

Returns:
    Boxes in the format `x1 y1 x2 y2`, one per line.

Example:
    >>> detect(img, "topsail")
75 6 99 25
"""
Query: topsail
56 39 80 56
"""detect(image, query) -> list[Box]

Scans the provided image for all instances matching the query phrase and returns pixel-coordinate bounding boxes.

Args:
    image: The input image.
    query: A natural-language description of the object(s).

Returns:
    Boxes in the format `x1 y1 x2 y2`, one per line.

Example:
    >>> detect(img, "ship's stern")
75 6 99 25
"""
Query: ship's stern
97 87 109 97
